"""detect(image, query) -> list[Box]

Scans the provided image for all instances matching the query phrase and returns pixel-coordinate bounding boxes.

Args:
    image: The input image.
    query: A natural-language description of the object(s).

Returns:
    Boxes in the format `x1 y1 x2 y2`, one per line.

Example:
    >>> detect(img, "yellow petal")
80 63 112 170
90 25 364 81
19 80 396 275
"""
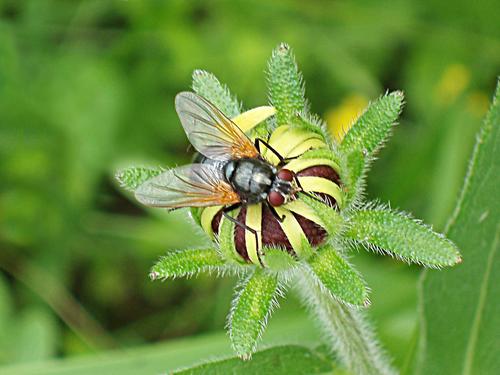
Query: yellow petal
285 157 340 174
286 138 326 158
297 176 343 207
283 200 325 228
263 125 323 164
232 106 276 132
200 205 223 239
273 206 308 256
245 204 262 265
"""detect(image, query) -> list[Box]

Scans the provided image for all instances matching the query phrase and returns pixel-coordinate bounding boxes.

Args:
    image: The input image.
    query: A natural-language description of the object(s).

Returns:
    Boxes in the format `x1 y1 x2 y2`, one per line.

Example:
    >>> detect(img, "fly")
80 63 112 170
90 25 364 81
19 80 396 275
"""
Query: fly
135 92 311 265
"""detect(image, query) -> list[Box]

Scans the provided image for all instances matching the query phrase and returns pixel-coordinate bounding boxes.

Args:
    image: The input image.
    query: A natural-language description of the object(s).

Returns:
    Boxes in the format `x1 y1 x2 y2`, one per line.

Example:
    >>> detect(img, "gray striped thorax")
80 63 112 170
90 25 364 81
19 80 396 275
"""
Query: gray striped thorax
224 158 276 204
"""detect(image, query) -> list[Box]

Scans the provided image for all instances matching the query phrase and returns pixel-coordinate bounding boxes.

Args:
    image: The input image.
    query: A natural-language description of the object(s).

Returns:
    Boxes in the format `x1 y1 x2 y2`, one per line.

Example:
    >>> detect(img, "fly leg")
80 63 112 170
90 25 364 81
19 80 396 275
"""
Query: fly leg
255 138 306 167
266 201 286 223
222 205 265 267
281 155 301 163
293 175 336 207
254 138 285 164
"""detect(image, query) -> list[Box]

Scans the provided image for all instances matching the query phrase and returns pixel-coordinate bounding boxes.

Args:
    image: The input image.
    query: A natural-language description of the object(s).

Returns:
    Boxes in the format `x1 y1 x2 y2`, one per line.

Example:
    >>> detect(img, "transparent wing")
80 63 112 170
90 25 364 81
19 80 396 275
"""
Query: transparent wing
135 164 240 208
175 92 259 161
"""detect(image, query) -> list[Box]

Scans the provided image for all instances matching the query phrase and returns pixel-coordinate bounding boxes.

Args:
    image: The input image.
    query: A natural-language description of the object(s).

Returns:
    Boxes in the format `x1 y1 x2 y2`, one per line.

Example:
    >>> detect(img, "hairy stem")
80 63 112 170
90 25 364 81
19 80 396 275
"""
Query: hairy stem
296 270 397 375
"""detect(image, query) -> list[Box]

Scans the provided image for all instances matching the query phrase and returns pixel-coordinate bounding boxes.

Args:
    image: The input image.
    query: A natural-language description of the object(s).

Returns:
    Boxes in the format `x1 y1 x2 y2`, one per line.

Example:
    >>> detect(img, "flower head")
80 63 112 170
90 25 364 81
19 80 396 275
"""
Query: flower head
116 43 461 359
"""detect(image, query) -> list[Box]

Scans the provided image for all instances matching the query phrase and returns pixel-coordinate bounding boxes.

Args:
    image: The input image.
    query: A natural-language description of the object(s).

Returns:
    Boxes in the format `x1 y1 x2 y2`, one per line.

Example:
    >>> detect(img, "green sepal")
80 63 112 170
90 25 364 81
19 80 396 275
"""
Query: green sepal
266 43 306 125
299 193 344 236
341 149 366 207
307 244 370 307
294 112 331 143
192 70 241 118
229 269 280 359
340 91 403 156
115 166 163 192
263 247 297 271
150 248 225 280
249 121 272 140
345 206 462 268
291 147 341 167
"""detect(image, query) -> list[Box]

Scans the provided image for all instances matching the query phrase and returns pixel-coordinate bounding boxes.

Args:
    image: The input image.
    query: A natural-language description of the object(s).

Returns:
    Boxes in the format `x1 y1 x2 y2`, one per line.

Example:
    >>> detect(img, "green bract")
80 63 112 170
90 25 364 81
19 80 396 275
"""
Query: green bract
117 43 461 365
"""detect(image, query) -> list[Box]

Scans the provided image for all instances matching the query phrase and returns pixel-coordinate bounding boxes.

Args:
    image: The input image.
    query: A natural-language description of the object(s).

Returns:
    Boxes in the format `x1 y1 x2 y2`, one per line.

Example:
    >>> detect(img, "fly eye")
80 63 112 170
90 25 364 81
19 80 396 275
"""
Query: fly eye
277 168 294 182
268 191 285 207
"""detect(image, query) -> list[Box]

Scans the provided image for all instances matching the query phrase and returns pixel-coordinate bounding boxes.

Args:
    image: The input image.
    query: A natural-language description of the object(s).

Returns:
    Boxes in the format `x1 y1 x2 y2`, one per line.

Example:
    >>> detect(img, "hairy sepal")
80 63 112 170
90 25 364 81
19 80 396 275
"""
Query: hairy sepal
307 244 370 307
150 248 226 280
228 269 282 359
345 204 461 268
266 43 306 126
115 166 163 192
192 70 241 118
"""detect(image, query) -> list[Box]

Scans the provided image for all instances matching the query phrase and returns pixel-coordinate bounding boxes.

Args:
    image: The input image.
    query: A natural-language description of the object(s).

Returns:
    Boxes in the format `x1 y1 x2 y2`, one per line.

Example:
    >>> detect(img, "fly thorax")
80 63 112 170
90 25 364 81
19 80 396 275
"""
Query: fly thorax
249 168 273 194
223 160 236 182
226 158 276 203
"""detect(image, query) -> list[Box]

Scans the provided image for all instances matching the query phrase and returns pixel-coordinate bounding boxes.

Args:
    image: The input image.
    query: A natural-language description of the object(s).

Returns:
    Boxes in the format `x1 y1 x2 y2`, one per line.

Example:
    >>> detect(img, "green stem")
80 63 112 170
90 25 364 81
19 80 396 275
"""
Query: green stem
296 270 397 375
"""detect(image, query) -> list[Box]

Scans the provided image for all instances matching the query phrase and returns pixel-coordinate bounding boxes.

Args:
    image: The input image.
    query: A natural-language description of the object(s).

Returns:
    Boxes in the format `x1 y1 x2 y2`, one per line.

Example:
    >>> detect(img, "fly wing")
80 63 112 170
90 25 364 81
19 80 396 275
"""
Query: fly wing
135 164 240 209
175 92 259 161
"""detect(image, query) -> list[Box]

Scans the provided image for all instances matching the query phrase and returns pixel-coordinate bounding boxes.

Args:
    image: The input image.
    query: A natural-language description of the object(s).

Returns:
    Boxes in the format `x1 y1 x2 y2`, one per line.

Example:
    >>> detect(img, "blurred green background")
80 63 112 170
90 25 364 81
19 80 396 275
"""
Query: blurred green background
0 0 498 372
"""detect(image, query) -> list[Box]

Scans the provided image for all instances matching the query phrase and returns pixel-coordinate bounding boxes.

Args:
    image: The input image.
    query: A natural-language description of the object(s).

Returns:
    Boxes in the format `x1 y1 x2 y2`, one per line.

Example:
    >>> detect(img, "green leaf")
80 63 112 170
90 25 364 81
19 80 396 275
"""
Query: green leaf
174 345 335 374
307 244 369 307
229 269 280 358
415 81 500 374
266 43 306 125
346 207 461 267
150 249 226 280
0 310 320 374
340 91 403 157
115 166 163 192
192 70 241 118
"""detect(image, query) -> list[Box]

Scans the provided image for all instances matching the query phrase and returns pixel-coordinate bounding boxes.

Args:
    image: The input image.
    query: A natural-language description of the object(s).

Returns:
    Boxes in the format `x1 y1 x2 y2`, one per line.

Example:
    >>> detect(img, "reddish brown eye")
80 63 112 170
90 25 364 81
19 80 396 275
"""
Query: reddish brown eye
277 168 294 182
268 191 285 207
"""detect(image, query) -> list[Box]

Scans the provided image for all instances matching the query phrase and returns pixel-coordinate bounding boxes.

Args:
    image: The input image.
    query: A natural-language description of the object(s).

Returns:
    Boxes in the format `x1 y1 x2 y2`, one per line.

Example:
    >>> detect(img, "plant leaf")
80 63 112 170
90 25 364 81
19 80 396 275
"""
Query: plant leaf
345 207 461 267
115 166 163 191
192 70 241 118
415 81 500 374
150 249 225 280
174 345 335 374
228 269 280 358
307 244 370 307
266 43 306 125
